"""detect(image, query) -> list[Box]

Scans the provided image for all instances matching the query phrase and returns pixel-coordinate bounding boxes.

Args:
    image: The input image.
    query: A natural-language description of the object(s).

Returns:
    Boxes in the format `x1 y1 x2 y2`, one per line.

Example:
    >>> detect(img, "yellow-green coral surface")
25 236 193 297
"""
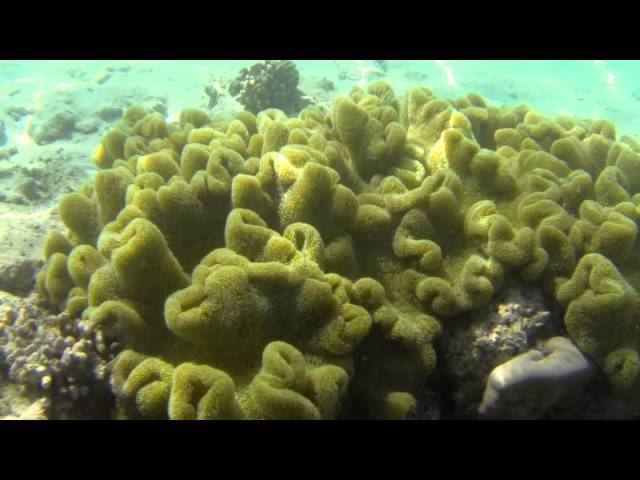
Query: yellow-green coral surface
38 80 640 418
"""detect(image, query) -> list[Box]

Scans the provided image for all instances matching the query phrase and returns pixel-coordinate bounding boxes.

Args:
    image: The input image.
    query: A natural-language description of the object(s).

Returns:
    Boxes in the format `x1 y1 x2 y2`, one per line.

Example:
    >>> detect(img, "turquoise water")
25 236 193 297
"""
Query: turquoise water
2 60 639 135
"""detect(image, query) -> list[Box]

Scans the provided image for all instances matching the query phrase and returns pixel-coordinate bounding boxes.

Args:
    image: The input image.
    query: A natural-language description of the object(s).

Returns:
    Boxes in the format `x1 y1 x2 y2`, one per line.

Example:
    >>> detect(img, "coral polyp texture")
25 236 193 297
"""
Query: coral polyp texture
36 80 640 419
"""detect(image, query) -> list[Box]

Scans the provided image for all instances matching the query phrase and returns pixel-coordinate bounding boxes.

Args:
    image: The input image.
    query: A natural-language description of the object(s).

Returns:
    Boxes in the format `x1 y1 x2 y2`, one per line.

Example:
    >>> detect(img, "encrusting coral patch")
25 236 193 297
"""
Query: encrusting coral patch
35 79 640 418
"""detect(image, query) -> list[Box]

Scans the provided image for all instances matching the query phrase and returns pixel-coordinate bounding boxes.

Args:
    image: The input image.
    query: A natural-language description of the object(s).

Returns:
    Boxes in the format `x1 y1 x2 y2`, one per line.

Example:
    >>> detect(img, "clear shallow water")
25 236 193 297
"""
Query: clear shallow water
403 60 640 136
2 60 639 136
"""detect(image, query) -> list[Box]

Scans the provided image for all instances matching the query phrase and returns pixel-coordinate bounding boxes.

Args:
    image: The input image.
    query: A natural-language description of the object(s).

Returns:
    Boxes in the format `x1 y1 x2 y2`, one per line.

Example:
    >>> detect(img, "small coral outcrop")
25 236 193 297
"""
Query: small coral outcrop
229 61 311 115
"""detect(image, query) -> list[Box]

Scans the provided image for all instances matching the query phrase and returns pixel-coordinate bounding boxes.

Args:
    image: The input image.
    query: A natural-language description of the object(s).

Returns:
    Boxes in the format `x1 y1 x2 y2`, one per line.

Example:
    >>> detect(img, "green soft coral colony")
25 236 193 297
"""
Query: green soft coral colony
36 80 640 419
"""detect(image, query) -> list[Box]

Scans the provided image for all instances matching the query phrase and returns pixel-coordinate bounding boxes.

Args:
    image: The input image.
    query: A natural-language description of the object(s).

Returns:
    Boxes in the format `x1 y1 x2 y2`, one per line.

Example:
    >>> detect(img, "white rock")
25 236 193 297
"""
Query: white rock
479 337 596 419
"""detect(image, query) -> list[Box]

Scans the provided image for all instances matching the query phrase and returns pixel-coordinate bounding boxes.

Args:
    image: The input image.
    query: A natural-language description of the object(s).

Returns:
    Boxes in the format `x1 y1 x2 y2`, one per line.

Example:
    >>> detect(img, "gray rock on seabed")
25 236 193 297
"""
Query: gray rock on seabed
24 84 167 146
94 71 112 85
28 110 78 145
75 119 99 135
96 106 123 122
479 336 596 419
2 148 88 206
0 256 40 296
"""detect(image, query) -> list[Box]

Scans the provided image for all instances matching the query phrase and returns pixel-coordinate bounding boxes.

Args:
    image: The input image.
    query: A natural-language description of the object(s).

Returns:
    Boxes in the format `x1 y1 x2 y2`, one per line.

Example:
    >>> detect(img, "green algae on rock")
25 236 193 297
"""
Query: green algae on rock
37 81 640 418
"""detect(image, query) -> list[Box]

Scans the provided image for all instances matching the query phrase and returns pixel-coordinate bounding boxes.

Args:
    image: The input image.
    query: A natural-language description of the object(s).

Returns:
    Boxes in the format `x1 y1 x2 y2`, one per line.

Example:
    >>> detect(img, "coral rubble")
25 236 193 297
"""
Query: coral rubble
32 78 640 419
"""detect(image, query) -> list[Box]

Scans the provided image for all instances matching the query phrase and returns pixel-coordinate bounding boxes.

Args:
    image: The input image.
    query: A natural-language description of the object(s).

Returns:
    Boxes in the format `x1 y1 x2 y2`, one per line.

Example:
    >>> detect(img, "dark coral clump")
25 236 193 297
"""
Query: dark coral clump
229 61 311 115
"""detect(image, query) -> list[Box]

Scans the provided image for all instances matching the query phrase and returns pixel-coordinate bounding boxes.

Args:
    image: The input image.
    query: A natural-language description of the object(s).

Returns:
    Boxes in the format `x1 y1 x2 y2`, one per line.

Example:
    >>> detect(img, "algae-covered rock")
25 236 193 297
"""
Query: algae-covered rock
29 110 78 145
0 255 39 296
96 107 123 122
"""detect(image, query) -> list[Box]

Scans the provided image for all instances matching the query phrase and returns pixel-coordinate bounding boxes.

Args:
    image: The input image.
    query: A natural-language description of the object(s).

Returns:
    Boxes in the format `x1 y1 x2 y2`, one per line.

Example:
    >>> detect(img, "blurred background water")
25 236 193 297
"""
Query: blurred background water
2 60 639 136
2 59 637 216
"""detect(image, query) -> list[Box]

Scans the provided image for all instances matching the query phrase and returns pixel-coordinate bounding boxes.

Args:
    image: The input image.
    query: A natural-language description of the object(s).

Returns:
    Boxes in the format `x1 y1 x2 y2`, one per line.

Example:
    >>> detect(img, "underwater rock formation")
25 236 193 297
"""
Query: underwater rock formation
34 79 640 419
0 148 87 206
0 256 39 296
479 337 595 419
18 84 166 147
229 61 311 115
29 110 78 145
